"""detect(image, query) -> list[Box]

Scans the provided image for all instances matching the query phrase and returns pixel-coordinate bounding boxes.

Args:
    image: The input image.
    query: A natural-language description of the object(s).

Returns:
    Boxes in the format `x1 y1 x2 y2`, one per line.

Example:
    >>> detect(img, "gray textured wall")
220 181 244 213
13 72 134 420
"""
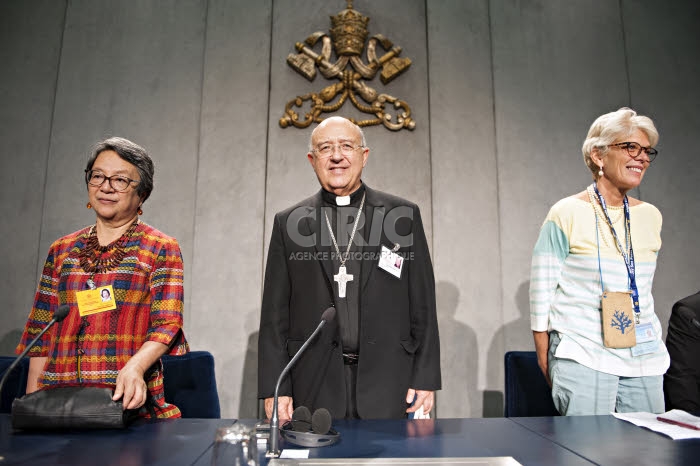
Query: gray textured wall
1 0 698 419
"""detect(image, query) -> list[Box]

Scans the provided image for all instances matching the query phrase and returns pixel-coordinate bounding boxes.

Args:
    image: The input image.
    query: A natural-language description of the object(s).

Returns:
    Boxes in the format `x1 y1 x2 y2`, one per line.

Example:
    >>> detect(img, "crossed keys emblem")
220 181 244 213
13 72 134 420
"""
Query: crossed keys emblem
279 0 415 131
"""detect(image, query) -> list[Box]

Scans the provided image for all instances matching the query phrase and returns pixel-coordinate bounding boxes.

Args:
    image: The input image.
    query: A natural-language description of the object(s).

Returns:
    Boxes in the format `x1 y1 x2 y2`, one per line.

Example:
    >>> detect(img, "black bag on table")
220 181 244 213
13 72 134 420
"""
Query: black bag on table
11 386 138 430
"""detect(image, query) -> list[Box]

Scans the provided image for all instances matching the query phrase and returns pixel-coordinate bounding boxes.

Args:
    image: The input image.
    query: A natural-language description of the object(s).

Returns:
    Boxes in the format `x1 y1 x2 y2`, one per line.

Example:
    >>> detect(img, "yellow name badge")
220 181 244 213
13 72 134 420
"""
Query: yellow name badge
76 285 117 317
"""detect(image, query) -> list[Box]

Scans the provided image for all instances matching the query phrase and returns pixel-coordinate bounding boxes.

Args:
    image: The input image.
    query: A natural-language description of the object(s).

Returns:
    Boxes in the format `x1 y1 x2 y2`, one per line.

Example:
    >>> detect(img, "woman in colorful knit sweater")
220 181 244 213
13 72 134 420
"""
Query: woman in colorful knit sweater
17 137 188 418
530 108 669 415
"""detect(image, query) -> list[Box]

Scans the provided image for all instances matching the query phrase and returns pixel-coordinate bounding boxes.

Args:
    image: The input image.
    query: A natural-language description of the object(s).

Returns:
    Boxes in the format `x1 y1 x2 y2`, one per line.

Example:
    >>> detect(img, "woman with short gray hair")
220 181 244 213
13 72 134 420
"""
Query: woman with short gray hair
16 136 189 419
530 108 669 415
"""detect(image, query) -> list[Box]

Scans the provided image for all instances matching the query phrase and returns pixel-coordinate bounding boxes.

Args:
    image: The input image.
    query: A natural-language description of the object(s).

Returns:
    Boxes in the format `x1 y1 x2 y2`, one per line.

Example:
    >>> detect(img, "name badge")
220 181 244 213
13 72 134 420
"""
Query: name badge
378 245 403 279
76 285 117 317
631 322 658 356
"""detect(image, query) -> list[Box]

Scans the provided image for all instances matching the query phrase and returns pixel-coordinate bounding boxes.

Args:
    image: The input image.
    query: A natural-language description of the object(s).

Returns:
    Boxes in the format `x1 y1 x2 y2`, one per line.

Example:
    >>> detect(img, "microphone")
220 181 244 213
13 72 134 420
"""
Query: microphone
267 306 336 458
0 304 70 401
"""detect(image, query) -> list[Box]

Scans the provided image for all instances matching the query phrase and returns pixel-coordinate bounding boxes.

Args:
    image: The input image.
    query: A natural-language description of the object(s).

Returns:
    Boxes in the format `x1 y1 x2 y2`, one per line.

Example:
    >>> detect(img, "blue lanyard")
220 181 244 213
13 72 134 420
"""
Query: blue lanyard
592 183 640 317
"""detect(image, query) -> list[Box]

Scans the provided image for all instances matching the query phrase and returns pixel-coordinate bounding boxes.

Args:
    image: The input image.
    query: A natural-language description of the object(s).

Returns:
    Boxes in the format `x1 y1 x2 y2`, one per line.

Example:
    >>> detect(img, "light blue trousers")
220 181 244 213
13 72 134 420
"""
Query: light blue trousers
549 332 664 416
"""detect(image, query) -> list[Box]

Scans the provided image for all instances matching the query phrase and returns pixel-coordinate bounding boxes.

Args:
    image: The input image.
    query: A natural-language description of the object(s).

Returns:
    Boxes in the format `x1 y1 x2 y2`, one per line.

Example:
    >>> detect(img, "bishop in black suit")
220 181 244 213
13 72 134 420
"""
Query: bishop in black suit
664 291 700 412
258 116 441 420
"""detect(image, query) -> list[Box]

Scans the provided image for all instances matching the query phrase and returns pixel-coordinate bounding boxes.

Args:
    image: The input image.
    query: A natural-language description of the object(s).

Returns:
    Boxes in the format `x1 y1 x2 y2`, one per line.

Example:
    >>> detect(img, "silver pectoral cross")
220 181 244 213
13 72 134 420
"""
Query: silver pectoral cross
334 265 353 298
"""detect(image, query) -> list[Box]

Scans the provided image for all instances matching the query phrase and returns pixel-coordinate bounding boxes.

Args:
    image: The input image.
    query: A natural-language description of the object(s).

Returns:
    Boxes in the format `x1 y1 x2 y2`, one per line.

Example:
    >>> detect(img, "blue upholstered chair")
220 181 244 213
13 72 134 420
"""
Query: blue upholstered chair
504 351 560 417
2 351 221 418
162 350 221 418
0 356 29 414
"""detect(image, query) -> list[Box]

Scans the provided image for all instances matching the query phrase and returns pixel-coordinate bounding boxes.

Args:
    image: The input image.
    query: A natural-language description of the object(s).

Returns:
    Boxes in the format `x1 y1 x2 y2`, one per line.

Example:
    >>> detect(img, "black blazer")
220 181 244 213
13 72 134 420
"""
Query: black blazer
664 291 700 412
257 185 441 419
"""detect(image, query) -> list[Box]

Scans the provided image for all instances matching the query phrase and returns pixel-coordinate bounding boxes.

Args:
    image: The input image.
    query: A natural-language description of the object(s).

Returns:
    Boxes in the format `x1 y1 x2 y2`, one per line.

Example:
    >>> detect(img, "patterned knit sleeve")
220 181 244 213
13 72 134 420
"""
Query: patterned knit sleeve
530 203 571 332
147 238 188 355
16 241 61 356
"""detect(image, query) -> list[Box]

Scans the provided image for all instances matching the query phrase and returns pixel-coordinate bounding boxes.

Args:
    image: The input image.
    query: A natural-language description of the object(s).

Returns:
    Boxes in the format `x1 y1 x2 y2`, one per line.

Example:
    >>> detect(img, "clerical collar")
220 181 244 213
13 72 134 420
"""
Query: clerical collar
321 183 366 207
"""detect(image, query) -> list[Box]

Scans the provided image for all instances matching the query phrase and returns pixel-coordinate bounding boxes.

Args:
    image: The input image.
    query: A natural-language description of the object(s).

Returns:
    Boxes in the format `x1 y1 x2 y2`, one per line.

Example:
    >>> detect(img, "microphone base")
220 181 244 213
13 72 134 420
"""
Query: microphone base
266 426 281 458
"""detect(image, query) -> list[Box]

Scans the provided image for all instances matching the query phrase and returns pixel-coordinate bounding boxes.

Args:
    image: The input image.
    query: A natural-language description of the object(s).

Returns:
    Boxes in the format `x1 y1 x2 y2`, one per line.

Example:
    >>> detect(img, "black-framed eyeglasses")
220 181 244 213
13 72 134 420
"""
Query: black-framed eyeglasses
85 170 139 192
312 142 364 158
608 142 658 162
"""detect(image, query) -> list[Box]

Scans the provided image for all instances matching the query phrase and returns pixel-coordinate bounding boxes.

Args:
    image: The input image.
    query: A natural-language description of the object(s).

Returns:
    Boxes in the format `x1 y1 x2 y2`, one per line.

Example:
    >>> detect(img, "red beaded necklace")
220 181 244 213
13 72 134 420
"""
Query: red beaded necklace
79 221 139 274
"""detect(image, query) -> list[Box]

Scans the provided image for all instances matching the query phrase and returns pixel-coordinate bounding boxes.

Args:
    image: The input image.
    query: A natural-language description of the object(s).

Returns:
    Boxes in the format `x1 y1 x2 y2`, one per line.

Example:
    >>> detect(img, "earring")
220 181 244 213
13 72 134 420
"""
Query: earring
598 166 604 177
86 202 92 209
138 208 143 216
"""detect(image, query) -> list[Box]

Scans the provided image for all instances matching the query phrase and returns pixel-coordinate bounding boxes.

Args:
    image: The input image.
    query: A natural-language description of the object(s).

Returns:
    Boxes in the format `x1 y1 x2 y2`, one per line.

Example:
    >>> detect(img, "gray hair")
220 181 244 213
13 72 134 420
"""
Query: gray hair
86 137 154 202
582 107 659 178
308 116 367 152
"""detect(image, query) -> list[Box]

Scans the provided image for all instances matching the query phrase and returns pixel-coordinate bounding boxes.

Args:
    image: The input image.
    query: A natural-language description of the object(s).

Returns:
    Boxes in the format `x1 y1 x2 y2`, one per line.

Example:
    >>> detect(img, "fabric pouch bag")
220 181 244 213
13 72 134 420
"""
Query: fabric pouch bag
601 291 636 348
11 386 137 430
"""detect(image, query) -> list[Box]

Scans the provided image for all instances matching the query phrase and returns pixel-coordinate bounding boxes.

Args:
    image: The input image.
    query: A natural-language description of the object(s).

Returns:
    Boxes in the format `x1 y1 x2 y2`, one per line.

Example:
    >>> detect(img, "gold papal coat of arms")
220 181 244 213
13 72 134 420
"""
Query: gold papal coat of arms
279 1 415 131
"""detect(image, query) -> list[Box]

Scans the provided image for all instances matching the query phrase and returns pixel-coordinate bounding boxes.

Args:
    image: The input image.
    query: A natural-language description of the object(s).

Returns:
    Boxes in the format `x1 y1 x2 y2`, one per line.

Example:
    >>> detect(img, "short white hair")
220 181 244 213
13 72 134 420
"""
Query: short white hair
308 116 367 152
582 107 659 177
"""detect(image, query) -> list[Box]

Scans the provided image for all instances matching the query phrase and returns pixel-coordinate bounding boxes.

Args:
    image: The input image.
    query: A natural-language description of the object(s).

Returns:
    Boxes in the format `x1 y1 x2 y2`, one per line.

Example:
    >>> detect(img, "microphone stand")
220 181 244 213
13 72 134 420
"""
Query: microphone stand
267 313 332 458
0 305 69 401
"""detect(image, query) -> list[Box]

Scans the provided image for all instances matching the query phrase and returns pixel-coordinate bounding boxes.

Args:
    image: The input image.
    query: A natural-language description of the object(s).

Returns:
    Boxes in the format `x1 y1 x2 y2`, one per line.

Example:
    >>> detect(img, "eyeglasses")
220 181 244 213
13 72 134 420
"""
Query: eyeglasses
85 170 139 192
608 142 658 162
312 142 364 158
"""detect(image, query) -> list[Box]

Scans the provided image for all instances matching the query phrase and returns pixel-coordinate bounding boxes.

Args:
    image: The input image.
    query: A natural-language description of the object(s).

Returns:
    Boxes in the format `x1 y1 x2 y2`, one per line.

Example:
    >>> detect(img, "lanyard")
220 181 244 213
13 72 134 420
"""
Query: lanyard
592 183 640 317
